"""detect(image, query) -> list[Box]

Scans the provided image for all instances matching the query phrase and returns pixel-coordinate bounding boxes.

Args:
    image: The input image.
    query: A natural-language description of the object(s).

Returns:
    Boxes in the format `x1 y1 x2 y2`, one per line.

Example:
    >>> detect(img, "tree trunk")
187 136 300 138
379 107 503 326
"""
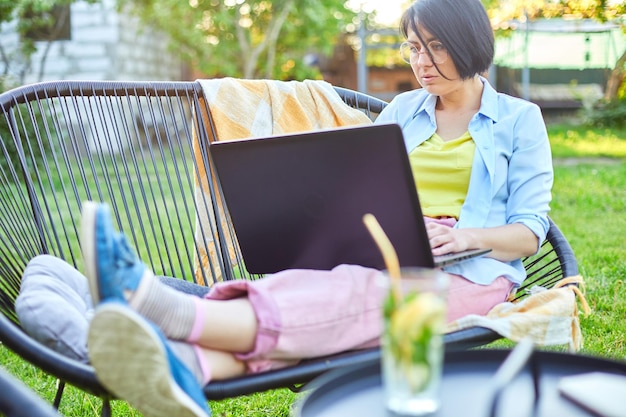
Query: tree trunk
263 0 294 78
237 0 295 79
37 5 71 82
605 48 626 101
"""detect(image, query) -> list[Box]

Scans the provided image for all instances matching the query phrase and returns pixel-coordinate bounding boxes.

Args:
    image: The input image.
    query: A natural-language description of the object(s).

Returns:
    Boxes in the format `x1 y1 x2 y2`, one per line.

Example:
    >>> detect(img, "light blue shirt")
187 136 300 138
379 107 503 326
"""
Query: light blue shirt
375 78 553 286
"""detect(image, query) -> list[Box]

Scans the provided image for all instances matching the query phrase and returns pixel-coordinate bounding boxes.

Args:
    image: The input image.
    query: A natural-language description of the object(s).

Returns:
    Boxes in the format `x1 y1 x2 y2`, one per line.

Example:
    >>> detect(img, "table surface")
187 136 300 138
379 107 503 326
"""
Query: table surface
295 349 626 417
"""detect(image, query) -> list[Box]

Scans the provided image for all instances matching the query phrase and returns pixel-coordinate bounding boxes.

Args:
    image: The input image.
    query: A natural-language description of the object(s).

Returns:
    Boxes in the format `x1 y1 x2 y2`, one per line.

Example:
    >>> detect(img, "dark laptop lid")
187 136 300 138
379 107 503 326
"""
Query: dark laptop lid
209 123 436 274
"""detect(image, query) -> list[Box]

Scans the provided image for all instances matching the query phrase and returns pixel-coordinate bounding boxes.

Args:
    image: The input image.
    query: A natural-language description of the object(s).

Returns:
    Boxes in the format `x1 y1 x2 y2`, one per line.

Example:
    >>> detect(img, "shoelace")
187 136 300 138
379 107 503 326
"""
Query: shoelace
112 233 139 268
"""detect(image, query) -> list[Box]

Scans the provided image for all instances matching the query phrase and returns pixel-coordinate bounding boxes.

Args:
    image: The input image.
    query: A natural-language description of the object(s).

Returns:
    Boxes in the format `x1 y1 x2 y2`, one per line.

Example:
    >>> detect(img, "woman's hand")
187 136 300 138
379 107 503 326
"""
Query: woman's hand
426 222 473 256
426 222 539 262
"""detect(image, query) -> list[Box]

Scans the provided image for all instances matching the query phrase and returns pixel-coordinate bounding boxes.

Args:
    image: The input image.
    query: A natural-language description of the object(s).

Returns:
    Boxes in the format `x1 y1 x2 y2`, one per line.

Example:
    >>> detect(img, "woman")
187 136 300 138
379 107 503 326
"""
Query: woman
21 1 553 416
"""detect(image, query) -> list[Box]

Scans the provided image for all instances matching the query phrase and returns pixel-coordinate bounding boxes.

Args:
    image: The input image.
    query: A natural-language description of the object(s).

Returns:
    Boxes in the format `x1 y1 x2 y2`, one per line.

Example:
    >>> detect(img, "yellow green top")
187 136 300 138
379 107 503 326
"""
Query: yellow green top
408 131 475 219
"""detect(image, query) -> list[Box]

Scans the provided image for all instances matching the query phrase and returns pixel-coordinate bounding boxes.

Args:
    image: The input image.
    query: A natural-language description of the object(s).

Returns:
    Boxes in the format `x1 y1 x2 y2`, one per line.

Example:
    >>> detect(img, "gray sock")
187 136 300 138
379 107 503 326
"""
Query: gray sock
129 270 197 341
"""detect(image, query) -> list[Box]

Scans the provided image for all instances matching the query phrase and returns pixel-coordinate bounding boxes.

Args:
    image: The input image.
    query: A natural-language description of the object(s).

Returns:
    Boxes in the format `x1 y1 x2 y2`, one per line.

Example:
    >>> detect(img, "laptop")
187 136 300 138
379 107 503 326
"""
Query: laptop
209 123 490 274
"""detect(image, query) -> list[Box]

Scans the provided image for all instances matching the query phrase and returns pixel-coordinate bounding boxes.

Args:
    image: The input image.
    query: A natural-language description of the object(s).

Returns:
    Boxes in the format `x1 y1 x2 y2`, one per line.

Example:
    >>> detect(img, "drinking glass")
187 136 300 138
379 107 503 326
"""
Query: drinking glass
381 267 449 416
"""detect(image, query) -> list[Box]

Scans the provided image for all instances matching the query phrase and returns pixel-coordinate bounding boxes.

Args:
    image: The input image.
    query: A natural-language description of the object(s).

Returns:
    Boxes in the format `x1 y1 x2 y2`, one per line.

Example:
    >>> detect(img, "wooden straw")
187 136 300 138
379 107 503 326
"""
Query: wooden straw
362 213 402 301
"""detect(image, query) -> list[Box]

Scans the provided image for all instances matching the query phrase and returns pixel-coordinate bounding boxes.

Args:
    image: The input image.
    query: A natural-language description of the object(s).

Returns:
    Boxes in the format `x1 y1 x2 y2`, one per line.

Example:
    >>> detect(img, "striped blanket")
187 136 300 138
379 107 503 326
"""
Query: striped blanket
446 275 590 351
192 78 372 285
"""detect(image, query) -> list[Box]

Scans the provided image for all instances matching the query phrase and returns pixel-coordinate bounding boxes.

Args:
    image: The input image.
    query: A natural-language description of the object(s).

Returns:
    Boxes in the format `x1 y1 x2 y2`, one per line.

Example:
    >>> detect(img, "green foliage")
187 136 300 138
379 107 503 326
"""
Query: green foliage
0 78 52 174
488 0 625 23
584 98 626 129
365 29 405 68
122 0 358 80
0 0 19 23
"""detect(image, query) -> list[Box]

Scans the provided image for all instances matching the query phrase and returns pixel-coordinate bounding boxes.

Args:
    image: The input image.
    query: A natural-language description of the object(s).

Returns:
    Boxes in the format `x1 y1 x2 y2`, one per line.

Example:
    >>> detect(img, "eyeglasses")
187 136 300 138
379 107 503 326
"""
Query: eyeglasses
400 41 449 65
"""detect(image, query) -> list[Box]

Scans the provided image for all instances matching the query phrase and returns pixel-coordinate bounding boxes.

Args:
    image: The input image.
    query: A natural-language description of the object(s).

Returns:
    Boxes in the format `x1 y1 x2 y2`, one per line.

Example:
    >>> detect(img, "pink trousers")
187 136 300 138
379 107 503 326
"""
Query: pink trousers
205 265 513 373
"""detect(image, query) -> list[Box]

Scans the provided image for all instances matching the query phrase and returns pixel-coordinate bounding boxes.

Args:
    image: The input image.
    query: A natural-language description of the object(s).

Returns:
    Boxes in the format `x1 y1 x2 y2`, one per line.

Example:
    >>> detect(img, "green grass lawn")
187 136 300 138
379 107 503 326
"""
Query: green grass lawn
551 162 626 358
549 124 626 159
1 123 625 416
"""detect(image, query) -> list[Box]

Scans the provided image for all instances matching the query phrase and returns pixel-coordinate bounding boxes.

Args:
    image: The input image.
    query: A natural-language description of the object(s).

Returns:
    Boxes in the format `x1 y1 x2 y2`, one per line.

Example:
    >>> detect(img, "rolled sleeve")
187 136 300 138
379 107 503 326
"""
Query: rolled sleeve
505 102 553 251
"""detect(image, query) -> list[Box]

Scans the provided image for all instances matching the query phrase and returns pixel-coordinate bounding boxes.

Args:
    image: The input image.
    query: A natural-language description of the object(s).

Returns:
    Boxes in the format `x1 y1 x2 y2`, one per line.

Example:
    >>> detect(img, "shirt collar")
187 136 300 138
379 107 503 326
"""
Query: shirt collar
477 76 499 123
413 93 438 120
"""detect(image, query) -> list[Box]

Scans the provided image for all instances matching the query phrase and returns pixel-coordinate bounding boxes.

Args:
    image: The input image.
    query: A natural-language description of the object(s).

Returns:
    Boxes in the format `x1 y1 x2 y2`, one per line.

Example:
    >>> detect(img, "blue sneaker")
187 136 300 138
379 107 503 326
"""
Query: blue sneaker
80 201 146 304
88 302 211 417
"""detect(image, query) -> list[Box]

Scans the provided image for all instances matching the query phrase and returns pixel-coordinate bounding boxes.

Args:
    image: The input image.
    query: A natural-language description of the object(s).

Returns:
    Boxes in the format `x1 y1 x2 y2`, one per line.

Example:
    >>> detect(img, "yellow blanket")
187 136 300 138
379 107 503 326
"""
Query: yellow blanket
446 276 590 351
193 78 373 285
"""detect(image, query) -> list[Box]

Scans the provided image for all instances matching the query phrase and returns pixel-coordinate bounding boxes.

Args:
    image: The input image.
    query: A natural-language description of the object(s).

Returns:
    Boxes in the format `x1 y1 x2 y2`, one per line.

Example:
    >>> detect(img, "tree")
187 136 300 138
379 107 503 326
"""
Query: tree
486 0 626 100
123 0 358 80
0 0 100 86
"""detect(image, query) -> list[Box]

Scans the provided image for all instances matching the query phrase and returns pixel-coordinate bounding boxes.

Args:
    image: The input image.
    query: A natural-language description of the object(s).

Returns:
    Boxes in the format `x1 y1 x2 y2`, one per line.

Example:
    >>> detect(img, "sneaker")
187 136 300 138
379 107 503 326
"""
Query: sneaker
80 201 146 304
88 302 211 417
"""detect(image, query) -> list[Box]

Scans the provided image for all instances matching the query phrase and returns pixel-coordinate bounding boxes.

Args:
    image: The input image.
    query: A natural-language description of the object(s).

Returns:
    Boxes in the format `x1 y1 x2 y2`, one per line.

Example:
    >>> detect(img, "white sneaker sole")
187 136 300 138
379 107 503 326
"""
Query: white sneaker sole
80 201 100 304
88 303 208 417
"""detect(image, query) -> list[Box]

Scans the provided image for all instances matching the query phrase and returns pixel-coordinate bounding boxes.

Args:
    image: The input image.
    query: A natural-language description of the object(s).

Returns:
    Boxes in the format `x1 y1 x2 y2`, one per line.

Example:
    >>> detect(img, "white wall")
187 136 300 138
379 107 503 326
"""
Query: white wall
5 0 185 85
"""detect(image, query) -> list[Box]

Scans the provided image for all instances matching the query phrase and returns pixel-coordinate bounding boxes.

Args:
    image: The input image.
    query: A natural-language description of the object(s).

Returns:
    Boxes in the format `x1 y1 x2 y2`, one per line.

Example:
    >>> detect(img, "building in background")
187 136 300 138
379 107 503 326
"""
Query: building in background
322 17 624 118
493 18 624 117
1 0 186 87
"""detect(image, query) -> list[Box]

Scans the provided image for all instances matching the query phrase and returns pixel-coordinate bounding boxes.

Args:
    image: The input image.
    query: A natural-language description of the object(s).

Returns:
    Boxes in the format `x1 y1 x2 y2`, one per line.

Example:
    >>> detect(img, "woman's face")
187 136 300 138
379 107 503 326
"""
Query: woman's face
405 27 461 96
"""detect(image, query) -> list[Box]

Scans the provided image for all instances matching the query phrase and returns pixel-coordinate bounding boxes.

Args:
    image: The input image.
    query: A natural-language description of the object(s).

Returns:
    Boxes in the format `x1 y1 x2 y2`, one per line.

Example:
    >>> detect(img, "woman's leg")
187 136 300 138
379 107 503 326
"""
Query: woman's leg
158 276 211 298
96 250 385 362
83 200 513 371
145 268 513 371
203 264 387 373
446 274 514 322
83 201 514 375
81 202 387 371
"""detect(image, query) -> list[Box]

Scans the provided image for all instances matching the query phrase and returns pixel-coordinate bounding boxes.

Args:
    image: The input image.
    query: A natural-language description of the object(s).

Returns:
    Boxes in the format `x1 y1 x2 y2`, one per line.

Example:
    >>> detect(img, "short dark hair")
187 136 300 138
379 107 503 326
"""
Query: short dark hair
400 0 494 79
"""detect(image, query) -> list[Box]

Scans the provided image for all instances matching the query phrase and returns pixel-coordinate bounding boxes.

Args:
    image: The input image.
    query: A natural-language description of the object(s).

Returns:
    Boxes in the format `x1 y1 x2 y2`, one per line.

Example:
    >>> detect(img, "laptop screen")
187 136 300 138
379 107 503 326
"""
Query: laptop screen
209 123 436 274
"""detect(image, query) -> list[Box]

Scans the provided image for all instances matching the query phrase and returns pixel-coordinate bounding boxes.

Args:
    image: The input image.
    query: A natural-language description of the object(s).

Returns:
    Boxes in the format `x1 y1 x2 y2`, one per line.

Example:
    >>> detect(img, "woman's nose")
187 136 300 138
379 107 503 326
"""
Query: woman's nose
414 51 433 66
